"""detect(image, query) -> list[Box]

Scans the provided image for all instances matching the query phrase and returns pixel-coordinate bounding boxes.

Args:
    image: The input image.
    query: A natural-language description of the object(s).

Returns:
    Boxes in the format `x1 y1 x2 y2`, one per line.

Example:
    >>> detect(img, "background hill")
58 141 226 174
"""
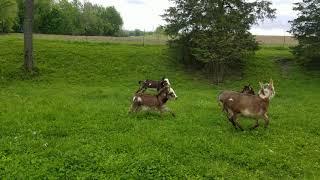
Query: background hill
0 34 319 178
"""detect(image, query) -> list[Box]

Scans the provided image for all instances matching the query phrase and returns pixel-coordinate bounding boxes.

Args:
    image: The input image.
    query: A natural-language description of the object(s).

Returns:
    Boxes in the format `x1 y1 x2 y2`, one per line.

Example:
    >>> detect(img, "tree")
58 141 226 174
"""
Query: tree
13 0 123 36
162 0 275 82
0 0 17 33
24 0 34 72
155 26 165 35
101 6 123 35
13 0 24 32
289 0 320 66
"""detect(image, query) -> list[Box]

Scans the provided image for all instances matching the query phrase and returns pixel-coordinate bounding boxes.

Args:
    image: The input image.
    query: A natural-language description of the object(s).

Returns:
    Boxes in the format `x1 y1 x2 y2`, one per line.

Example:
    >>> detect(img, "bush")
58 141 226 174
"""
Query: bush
289 0 320 68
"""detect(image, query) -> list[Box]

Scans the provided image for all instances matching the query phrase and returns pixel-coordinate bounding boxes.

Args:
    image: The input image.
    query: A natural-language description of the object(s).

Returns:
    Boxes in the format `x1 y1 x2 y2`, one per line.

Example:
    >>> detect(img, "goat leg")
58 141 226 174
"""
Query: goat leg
130 104 141 113
232 115 244 131
128 105 133 114
226 110 237 129
263 114 269 128
250 119 259 130
228 117 238 129
170 111 176 117
136 87 147 94
135 89 141 93
160 107 176 117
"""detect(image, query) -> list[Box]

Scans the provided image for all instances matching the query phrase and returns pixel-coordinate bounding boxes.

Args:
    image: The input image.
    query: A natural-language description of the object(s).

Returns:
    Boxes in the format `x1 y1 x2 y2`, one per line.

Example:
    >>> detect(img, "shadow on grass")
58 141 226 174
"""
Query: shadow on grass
1 66 41 82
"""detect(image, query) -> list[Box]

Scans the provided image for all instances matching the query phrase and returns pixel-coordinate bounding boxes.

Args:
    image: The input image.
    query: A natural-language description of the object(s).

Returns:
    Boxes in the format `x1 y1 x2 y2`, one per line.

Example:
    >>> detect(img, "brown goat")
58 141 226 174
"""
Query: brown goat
136 77 170 93
221 84 256 113
130 86 178 116
218 80 275 130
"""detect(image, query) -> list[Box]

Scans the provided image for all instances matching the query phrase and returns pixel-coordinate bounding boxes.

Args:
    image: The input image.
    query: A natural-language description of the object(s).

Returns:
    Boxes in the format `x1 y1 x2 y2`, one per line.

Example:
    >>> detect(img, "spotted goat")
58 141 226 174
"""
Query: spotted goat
130 86 178 116
218 80 275 130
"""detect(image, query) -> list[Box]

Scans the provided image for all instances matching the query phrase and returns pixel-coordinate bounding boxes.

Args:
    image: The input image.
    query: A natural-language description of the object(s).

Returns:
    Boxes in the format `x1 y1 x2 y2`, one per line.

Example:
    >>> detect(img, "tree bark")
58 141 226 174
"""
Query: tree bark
24 0 34 72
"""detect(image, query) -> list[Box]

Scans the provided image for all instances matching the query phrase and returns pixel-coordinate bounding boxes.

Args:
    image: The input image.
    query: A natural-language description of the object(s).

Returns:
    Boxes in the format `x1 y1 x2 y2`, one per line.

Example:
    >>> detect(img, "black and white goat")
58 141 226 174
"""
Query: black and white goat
130 86 178 116
136 77 170 93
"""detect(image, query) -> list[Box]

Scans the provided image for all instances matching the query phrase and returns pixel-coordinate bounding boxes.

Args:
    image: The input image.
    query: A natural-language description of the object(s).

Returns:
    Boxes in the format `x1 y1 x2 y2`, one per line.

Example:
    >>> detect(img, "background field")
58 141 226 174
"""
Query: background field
0 34 319 178
5 33 298 46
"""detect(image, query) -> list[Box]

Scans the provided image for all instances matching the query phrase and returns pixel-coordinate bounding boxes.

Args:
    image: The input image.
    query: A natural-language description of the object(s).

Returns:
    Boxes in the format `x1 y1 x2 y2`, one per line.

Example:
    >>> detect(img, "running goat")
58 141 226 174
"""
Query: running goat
136 77 170 93
130 86 178 116
218 80 275 130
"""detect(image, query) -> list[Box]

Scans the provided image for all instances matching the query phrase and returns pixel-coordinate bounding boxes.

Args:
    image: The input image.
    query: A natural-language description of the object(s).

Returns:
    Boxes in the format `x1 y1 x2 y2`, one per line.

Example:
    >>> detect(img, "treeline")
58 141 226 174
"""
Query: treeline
121 27 165 37
1 0 123 36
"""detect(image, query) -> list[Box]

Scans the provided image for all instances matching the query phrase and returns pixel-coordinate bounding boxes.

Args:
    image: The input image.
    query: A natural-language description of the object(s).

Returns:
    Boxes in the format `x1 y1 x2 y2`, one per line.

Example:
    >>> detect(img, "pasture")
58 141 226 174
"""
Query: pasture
0 34 319 178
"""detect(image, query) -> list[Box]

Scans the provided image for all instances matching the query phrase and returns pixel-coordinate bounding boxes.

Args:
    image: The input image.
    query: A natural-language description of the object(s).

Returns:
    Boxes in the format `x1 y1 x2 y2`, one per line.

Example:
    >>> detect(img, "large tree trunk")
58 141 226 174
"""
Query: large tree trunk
24 0 34 72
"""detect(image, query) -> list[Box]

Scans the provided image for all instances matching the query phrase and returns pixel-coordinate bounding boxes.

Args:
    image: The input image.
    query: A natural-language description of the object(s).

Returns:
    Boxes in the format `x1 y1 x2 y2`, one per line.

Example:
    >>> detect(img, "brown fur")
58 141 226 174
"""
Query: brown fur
218 80 275 130
221 84 256 113
130 86 177 116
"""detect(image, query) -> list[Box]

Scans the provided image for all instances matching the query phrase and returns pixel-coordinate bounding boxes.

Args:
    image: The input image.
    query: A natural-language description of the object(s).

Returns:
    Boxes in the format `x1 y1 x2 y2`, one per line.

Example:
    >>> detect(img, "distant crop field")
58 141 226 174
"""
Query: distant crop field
6 33 298 46
255 35 298 46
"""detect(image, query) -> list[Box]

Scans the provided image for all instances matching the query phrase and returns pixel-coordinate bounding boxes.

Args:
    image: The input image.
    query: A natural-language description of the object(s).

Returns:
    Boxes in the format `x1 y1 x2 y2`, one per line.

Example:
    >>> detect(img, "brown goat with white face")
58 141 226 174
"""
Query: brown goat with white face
130 86 178 116
218 80 275 130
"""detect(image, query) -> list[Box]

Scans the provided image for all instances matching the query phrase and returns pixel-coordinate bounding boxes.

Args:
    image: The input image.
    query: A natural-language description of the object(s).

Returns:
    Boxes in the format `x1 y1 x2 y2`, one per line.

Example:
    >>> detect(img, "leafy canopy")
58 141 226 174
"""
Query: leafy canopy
0 0 17 33
289 0 320 66
11 0 123 36
162 0 275 82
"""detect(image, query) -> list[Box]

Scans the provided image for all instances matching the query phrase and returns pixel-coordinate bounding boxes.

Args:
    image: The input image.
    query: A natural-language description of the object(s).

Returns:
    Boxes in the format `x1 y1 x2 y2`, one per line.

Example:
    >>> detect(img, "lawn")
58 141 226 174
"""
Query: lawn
0 34 319 179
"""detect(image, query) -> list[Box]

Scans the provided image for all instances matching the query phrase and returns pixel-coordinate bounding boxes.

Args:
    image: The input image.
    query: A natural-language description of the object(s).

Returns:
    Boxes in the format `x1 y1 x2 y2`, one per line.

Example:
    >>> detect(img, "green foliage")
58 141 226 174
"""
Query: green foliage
0 34 320 178
12 0 123 36
289 0 320 67
163 0 276 82
155 26 166 35
118 29 158 37
0 0 17 33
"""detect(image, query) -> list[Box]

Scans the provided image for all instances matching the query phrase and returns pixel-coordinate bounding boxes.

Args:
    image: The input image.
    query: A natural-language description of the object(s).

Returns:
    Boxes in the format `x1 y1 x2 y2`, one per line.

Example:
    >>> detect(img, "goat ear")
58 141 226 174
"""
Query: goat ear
259 82 263 88
269 79 273 86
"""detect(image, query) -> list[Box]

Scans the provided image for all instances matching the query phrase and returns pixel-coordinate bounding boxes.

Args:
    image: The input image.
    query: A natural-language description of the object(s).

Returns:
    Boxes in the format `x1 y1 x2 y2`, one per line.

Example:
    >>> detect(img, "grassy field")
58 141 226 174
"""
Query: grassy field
0 34 319 178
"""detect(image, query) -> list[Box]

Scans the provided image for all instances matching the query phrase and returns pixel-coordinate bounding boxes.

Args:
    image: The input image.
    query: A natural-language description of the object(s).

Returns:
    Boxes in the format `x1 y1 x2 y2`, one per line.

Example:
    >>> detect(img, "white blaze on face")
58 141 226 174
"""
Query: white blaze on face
133 96 142 102
258 88 269 99
258 83 275 99
164 78 171 86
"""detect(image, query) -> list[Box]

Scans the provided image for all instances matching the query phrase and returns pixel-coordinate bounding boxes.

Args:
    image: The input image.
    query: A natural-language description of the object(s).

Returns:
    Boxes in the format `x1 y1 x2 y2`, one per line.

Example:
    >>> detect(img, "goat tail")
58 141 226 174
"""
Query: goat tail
217 91 223 102
217 91 225 107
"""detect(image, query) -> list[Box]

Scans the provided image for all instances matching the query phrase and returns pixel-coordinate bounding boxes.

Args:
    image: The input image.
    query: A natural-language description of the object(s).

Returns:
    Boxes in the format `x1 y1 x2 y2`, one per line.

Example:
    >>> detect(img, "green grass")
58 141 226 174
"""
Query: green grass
0 34 320 179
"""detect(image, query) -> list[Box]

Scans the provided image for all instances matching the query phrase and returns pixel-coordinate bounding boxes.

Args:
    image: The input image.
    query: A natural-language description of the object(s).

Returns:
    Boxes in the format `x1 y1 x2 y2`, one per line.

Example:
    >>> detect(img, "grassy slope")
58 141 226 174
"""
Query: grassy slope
0 34 319 178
